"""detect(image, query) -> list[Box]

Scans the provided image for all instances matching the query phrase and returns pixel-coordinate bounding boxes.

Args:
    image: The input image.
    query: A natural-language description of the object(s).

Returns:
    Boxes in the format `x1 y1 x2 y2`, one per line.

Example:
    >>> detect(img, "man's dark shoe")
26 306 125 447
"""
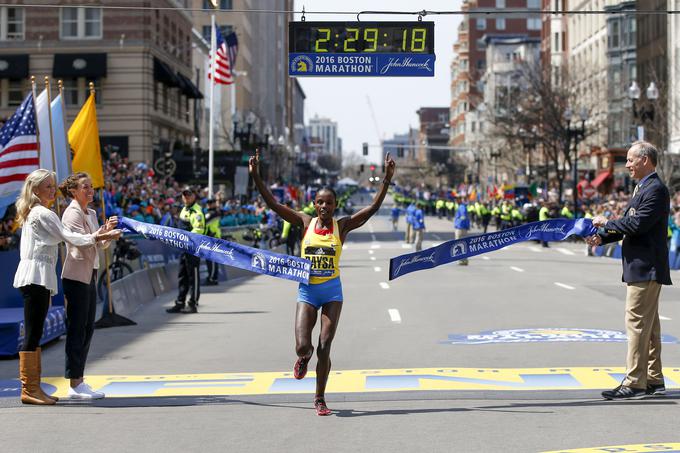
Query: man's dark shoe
601 385 646 400
166 303 185 313
181 304 198 314
204 280 218 286
646 383 666 396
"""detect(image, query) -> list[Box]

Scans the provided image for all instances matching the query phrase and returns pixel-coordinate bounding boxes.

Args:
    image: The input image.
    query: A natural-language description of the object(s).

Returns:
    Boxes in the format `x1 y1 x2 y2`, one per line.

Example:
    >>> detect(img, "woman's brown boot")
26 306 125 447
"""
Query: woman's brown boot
19 351 55 405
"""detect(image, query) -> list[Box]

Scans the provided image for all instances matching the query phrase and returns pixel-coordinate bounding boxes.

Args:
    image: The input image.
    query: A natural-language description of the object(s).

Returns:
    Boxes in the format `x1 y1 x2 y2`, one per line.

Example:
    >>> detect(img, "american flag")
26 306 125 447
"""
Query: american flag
210 28 238 85
0 92 39 198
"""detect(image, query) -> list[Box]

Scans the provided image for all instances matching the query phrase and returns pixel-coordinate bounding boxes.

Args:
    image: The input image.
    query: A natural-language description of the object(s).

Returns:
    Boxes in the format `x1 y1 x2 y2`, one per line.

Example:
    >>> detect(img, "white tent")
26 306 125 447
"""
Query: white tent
336 177 359 187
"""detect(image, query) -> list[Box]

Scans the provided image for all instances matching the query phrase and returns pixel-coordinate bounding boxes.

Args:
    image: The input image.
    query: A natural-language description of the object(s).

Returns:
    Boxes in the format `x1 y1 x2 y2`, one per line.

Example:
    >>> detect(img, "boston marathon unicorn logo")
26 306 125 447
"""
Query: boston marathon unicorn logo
450 241 467 258
290 55 313 74
251 252 267 271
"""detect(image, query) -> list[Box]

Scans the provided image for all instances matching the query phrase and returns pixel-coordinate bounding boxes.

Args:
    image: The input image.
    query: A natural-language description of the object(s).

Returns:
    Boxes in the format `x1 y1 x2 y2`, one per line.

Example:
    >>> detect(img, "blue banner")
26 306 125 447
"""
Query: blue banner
289 53 435 77
119 218 311 284
389 219 598 280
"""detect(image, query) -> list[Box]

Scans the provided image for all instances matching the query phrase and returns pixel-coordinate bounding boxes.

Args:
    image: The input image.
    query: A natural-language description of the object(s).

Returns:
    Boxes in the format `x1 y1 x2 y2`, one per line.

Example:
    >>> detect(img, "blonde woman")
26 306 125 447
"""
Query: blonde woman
12 169 121 405
59 172 116 399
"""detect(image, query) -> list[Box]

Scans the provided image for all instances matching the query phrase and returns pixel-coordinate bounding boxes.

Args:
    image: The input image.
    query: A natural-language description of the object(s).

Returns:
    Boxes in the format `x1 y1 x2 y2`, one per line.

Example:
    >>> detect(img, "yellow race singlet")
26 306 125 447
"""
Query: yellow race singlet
301 218 342 284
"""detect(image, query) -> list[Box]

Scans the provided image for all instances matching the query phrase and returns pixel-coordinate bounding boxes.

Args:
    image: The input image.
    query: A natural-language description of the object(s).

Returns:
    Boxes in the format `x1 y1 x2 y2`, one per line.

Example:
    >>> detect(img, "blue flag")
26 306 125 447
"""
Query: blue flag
389 219 598 280
119 217 311 284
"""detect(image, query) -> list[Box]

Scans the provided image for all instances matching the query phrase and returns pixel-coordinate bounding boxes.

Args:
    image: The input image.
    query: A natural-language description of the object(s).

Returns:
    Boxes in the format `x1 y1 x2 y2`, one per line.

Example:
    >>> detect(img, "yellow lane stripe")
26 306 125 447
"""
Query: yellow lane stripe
40 367 680 398
541 443 680 453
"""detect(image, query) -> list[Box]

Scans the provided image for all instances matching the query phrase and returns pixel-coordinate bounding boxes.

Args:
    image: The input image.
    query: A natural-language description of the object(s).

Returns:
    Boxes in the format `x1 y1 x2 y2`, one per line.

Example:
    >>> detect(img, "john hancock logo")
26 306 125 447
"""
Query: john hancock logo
251 252 266 271
291 55 313 74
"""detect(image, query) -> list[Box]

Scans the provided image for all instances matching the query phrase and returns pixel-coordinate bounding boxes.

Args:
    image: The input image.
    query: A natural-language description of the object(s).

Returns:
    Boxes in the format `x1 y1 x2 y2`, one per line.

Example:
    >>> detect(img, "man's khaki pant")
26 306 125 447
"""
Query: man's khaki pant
413 229 423 251
623 280 664 388
454 228 468 265
405 222 413 244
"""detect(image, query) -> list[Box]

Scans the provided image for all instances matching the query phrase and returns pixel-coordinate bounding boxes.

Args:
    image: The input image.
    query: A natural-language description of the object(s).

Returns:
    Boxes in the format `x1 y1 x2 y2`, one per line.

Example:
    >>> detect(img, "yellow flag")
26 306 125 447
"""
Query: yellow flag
68 93 104 188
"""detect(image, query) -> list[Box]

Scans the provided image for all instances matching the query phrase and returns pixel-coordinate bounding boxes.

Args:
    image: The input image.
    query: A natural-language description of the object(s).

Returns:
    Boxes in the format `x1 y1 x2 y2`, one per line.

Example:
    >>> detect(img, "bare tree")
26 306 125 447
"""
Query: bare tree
483 61 594 201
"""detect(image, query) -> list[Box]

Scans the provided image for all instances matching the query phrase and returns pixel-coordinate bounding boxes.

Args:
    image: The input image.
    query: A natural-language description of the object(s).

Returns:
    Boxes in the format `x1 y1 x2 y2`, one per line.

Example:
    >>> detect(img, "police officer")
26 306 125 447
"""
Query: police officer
167 187 205 314
538 200 551 248
204 198 222 286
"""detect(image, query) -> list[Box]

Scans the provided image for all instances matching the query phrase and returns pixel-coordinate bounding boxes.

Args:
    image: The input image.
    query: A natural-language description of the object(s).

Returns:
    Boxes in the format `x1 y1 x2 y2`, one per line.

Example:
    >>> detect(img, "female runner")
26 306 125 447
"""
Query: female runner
249 150 395 416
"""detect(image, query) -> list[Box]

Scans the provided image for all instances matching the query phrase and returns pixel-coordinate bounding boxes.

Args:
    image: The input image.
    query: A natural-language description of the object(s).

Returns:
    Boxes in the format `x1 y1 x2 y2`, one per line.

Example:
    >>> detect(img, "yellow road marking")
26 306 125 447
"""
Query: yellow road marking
35 366 680 398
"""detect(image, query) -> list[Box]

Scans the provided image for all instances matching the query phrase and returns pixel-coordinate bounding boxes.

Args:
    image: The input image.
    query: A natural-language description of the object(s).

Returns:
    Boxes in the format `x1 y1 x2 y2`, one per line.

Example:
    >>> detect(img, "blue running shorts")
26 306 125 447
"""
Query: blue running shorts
297 277 343 309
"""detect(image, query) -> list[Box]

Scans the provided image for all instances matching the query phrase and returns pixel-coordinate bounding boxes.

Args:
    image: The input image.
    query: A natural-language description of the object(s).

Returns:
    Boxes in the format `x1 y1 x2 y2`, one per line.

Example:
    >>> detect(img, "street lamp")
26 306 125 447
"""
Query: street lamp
519 127 537 185
627 81 658 141
489 148 501 184
564 107 588 210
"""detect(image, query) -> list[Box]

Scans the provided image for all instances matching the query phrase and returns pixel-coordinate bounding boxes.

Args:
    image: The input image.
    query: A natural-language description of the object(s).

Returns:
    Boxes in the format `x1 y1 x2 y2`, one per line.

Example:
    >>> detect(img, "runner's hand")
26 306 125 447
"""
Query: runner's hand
248 149 260 175
385 152 396 180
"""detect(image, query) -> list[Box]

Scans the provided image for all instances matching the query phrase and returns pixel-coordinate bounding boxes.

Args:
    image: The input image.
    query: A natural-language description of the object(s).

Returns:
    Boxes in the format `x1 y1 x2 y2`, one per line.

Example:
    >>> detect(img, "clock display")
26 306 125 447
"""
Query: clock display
290 21 434 54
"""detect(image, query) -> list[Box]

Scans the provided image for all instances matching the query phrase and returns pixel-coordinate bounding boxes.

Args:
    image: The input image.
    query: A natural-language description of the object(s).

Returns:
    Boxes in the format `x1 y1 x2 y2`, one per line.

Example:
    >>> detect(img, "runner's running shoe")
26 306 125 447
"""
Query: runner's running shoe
314 398 332 416
293 356 310 380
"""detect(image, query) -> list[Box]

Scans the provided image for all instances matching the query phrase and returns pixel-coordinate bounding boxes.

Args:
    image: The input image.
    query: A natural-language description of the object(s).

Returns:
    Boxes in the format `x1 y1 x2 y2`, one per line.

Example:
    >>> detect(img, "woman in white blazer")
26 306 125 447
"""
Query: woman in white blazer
12 169 120 405
59 172 116 399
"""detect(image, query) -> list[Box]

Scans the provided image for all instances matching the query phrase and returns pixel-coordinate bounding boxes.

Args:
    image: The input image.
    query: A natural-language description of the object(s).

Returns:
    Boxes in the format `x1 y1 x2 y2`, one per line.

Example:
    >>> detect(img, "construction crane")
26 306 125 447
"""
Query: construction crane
365 95 383 146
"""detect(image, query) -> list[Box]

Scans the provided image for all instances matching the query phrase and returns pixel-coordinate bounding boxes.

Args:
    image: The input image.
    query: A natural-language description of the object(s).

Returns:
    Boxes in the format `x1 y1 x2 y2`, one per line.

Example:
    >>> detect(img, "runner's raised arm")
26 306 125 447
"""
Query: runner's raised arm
339 152 396 238
249 149 310 227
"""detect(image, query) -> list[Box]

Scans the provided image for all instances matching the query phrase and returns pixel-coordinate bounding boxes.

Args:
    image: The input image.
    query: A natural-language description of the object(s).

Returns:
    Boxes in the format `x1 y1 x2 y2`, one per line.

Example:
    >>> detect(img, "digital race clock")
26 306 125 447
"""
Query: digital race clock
288 21 435 77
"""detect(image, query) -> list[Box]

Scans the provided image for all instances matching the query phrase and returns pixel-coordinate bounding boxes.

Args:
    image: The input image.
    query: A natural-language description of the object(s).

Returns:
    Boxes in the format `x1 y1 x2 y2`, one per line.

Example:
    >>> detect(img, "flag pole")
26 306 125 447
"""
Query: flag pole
208 13 216 198
89 82 112 315
57 80 72 174
89 81 135 328
30 76 40 163
44 77 61 216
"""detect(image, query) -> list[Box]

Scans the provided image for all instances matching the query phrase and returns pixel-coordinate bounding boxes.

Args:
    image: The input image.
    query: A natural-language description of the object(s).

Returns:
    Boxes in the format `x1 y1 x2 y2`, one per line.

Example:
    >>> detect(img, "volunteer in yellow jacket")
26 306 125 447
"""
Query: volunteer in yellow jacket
249 149 396 416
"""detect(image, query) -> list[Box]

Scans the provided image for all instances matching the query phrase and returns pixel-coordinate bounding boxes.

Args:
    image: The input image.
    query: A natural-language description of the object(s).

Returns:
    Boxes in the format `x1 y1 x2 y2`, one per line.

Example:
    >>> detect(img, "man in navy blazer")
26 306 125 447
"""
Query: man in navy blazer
586 141 671 400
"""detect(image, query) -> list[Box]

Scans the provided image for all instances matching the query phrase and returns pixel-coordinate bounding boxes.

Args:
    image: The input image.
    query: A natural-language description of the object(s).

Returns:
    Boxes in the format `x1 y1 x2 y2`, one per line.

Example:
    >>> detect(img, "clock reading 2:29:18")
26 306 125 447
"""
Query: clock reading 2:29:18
290 22 435 54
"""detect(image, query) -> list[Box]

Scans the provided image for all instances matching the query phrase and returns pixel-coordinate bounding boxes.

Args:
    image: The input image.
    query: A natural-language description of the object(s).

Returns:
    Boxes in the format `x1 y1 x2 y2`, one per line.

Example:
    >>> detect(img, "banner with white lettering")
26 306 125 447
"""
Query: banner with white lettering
119 217 311 284
389 219 598 280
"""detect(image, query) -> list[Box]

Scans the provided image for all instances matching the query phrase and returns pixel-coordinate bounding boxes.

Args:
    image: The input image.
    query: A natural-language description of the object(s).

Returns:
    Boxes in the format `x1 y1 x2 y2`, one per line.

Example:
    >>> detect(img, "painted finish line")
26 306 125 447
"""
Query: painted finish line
2 367 678 398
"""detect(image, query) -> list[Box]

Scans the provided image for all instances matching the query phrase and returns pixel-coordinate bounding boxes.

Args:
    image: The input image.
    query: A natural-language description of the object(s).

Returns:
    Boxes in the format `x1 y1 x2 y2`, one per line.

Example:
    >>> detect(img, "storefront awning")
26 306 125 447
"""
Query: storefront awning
592 170 612 188
153 57 180 87
176 72 203 99
53 53 107 78
0 54 29 79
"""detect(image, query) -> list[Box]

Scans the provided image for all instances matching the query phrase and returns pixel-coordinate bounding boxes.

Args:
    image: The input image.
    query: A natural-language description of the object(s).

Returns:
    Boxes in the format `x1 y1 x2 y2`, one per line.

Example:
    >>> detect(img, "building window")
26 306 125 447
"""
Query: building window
61 78 102 106
0 7 24 40
61 7 102 39
611 20 619 48
527 18 541 30
203 0 232 9
496 0 506 8
476 39 486 51
553 32 559 51
1 79 25 107
476 18 486 30
496 18 506 30
202 24 233 43
527 0 540 8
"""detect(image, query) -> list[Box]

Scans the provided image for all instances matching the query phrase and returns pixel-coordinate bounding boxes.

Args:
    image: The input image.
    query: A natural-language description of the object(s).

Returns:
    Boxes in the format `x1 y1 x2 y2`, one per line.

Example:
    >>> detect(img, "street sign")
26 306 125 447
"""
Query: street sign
154 157 176 176
289 21 435 77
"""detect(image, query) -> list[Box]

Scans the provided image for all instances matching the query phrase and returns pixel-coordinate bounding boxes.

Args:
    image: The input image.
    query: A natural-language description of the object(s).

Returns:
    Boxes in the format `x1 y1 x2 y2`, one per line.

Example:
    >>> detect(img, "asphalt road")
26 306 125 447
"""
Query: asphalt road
1 195 679 452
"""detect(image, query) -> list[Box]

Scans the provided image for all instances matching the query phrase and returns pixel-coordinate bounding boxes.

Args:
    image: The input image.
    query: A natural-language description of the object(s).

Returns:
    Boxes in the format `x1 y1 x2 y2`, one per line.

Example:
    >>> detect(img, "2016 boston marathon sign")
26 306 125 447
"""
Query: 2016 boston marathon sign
289 21 435 77
119 218 311 284
389 219 598 280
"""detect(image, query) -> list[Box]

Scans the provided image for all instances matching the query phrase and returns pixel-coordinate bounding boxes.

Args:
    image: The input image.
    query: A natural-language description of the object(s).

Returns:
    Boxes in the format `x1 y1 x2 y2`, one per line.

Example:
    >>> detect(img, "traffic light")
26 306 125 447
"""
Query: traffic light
360 164 365 172
370 164 376 172
362 142 368 156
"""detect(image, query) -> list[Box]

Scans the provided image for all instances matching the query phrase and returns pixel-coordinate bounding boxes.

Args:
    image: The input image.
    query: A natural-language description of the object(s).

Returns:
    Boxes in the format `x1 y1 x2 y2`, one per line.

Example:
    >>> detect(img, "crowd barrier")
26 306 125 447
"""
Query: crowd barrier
594 243 680 270
0 228 261 356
